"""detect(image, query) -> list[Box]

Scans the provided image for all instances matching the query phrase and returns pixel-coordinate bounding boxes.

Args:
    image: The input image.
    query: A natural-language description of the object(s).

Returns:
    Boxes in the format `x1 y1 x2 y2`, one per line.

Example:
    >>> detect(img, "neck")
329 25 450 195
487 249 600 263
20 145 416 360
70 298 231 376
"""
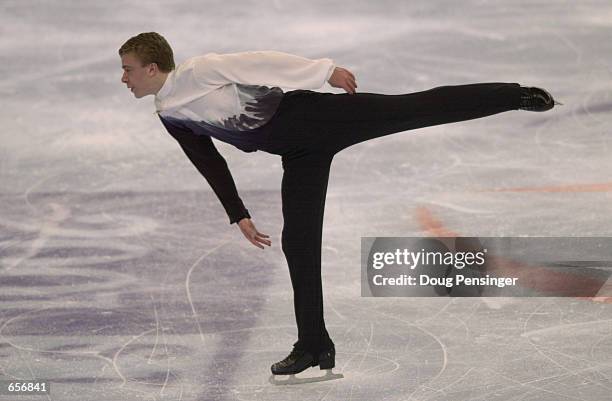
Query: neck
153 71 170 95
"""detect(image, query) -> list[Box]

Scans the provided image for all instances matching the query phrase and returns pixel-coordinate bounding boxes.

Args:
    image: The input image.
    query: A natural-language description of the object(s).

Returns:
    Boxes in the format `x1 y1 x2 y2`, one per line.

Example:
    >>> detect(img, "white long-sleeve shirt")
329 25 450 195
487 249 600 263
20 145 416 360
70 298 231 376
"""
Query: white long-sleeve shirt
155 50 335 152
155 50 336 224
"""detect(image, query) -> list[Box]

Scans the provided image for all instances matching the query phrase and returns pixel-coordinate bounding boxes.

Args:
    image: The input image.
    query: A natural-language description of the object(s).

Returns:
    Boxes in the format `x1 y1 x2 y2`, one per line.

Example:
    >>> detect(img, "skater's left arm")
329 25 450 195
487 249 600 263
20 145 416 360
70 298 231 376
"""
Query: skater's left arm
237 218 271 250
158 117 251 225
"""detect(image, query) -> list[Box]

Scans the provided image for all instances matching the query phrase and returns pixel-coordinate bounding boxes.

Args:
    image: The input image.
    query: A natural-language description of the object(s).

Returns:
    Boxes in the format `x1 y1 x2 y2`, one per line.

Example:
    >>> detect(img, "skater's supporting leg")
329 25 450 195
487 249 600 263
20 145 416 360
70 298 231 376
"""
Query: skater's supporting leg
280 152 335 357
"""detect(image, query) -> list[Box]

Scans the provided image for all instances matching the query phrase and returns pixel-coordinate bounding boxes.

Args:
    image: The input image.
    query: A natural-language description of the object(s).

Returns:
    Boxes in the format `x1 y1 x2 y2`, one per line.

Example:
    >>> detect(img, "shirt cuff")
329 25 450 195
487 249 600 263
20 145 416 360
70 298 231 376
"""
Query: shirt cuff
325 64 336 82
229 208 251 225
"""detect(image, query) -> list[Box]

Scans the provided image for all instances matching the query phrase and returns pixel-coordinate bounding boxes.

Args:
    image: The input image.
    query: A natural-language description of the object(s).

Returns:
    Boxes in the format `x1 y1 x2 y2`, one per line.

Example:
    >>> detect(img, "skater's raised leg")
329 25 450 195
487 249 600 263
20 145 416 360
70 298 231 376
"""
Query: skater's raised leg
264 82 557 156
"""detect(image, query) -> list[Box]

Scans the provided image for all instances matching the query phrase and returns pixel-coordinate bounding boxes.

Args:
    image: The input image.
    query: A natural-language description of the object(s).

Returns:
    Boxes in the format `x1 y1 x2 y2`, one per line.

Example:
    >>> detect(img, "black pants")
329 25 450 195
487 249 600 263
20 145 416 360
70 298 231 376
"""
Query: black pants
259 83 522 356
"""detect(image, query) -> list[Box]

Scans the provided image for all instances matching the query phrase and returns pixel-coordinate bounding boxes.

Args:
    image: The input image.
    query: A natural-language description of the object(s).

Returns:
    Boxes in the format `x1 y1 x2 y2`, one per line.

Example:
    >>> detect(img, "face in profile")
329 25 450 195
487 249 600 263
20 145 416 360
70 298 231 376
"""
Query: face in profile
120 52 156 98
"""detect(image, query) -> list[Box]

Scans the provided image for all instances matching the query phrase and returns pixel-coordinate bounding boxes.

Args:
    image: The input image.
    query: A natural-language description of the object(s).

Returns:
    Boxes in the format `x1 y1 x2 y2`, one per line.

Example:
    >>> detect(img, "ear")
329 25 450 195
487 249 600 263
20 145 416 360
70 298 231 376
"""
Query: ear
147 63 159 76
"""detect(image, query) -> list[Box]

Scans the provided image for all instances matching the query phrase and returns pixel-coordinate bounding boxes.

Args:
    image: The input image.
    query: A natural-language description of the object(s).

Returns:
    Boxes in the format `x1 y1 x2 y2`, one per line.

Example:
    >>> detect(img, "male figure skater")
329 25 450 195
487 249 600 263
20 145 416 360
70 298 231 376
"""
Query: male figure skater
118 32 559 382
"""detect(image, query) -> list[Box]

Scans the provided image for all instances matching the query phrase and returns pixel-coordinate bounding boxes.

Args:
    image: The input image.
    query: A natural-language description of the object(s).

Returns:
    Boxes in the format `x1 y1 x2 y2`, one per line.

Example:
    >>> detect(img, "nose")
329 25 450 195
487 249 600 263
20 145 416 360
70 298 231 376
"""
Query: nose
121 71 128 84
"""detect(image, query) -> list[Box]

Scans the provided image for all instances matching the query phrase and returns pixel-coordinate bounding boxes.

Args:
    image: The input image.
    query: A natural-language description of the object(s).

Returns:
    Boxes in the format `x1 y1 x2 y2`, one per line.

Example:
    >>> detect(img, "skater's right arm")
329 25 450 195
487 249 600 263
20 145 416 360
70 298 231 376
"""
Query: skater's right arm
194 50 336 90
328 67 358 94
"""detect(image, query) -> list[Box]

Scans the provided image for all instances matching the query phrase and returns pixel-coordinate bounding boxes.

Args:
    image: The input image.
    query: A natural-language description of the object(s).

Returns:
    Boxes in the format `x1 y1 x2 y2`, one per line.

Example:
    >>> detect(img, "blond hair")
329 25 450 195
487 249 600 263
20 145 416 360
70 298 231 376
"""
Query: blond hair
118 32 175 73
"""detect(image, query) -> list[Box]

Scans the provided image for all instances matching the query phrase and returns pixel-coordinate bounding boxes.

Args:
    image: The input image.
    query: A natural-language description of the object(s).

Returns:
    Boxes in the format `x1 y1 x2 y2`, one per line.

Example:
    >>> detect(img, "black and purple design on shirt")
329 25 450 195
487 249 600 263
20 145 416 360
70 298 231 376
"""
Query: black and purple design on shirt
159 84 284 153
222 84 284 130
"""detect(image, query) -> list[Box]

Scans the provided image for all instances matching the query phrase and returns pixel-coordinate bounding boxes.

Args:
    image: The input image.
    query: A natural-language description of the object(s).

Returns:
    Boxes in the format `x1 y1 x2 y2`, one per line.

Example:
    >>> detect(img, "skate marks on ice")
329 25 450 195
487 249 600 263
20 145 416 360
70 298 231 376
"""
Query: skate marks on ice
0 190 284 399
320 295 612 401
0 192 155 305
0 192 187 399
269 369 344 385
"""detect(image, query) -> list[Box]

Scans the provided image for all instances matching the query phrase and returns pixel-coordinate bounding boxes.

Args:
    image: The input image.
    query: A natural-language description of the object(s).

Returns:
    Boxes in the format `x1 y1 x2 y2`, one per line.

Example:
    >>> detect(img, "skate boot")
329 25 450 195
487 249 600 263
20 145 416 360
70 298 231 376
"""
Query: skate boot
519 86 563 112
269 346 343 385
270 347 314 375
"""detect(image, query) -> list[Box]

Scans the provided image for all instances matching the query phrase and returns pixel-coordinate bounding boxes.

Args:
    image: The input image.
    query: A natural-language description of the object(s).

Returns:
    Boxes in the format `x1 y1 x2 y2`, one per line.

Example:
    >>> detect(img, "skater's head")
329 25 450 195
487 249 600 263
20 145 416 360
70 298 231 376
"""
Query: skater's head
118 32 175 98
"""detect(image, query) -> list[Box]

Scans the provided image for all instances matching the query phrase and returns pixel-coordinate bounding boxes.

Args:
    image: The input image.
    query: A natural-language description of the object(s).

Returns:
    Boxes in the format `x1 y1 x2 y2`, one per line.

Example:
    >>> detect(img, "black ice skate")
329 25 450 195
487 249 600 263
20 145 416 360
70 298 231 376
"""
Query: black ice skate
269 346 344 385
519 86 563 112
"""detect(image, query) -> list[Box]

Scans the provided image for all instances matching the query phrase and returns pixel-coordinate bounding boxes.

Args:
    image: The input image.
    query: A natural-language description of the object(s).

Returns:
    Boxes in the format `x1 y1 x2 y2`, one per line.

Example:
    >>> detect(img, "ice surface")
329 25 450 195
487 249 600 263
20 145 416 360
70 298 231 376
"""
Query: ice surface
1 1 612 400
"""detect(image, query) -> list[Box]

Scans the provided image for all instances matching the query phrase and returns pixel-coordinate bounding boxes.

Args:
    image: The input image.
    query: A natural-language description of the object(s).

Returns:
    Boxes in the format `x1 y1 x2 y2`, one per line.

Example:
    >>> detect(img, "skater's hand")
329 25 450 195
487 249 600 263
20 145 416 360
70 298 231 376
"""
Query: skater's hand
237 218 271 249
328 67 357 94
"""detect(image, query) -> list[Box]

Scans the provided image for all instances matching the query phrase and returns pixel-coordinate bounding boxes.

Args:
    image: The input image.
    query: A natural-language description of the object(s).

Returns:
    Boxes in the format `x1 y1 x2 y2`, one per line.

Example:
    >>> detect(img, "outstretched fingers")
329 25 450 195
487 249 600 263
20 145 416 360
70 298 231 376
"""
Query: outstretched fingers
255 231 272 247
345 71 357 94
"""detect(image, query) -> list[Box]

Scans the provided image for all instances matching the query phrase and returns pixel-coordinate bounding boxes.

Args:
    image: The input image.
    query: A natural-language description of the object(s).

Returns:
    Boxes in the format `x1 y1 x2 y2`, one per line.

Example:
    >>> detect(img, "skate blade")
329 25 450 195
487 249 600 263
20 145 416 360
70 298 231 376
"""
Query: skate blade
554 100 564 106
269 369 344 385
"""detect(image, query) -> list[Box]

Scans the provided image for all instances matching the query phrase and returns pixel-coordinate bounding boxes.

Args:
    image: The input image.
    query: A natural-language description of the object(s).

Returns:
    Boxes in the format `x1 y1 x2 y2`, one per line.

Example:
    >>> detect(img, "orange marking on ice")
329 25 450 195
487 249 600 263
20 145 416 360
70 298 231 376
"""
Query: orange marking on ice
415 205 612 303
415 206 459 237
485 256 605 297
